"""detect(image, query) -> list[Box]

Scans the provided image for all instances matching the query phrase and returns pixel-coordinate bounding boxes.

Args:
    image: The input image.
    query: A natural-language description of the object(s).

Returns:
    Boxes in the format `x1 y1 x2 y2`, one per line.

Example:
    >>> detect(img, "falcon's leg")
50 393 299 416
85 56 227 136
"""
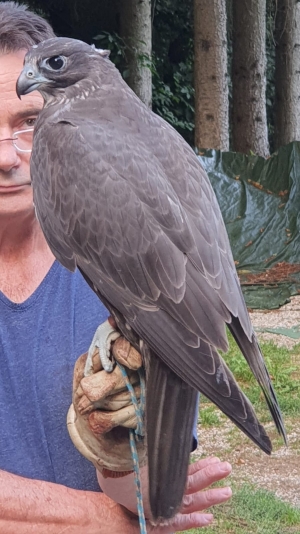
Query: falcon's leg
84 319 120 376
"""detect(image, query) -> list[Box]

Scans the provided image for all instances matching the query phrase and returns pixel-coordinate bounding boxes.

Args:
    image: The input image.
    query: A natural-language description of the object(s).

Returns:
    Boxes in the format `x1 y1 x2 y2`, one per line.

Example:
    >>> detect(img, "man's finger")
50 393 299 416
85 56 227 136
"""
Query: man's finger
150 512 214 533
185 461 232 495
181 486 232 514
188 456 221 476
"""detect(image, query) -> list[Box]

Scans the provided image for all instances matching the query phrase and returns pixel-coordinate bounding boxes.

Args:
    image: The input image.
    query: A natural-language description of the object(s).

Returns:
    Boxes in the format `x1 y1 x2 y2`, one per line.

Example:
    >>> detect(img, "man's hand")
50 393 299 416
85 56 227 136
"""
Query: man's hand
98 456 232 532
67 337 147 474
157 456 232 532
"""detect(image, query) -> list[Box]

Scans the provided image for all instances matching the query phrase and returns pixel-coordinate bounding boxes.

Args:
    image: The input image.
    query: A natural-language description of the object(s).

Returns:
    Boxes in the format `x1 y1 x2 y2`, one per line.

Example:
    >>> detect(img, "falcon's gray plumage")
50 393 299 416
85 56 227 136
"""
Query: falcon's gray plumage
17 37 287 522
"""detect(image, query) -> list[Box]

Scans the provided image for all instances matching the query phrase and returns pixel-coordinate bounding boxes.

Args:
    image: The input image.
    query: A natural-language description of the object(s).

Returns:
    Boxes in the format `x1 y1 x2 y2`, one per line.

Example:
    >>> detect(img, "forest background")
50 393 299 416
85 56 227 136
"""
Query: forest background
21 0 300 159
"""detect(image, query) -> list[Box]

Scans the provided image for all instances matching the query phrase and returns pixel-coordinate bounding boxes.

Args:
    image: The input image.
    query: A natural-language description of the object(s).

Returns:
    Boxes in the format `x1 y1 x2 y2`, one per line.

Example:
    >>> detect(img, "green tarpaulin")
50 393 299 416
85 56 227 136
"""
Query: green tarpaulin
198 142 300 309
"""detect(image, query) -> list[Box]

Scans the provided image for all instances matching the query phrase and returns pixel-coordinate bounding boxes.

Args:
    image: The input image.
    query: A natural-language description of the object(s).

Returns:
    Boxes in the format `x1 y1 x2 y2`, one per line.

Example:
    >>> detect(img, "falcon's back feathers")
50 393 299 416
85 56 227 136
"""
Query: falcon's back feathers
17 37 287 521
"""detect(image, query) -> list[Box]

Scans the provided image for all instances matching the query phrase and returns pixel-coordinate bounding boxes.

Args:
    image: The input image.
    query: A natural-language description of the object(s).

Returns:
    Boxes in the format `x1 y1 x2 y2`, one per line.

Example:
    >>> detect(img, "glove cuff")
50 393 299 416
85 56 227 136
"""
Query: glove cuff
67 403 147 473
100 467 134 478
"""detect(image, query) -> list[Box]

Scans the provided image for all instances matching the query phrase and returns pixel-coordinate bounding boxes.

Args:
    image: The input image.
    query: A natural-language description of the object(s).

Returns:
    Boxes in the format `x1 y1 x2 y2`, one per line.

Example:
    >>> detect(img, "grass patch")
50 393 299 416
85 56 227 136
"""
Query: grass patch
179 484 300 534
200 406 221 427
200 333 300 418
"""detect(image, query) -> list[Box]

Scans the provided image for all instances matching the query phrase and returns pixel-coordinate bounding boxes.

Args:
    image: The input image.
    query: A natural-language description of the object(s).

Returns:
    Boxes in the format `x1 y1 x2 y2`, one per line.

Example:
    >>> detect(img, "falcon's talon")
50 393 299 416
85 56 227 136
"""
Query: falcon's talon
84 320 121 376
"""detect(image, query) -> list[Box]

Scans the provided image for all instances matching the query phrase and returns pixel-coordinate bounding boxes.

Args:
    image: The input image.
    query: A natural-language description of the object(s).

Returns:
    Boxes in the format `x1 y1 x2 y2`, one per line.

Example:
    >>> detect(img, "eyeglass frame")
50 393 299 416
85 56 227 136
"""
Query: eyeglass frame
0 128 34 153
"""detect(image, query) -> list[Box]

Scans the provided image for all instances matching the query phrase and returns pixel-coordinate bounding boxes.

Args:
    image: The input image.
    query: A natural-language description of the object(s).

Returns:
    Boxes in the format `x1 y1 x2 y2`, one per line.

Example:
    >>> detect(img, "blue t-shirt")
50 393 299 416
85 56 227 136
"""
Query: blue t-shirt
0 261 109 491
0 261 198 491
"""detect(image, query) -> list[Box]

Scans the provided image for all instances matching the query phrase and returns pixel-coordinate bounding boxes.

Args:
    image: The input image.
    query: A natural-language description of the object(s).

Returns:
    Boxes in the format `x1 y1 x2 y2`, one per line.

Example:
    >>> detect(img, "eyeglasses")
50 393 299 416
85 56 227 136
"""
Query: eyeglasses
0 128 34 153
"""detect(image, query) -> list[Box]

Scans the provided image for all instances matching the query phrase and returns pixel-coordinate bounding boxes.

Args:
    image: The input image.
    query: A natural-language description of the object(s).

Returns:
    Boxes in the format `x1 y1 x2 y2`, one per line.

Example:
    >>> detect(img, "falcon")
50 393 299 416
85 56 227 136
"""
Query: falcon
16 37 286 522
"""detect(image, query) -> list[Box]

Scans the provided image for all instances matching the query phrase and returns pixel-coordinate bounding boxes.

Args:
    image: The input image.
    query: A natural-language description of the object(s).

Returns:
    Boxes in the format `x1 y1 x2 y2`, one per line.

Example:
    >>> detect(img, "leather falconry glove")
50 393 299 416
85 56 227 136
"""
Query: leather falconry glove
67 332 147 477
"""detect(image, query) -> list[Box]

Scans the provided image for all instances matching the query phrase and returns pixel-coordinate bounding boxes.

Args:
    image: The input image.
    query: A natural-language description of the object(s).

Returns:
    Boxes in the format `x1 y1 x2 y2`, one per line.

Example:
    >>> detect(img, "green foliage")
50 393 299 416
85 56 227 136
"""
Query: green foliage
152 0 194 143
93 31 129 78
151 55 194 141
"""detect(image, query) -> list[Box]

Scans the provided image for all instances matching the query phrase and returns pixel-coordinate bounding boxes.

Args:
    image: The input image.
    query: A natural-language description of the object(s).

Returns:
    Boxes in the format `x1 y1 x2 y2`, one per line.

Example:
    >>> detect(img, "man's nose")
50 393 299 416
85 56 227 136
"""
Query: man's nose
0 139 21 172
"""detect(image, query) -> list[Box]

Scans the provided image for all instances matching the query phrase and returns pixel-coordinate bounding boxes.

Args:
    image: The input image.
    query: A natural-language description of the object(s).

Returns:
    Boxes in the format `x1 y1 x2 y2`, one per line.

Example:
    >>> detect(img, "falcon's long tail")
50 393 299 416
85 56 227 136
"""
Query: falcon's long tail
143 346 198 523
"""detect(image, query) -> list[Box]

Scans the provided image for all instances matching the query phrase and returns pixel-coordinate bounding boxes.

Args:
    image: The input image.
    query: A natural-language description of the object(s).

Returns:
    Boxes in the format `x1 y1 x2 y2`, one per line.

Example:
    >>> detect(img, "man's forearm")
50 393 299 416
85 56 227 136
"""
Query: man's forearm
0 469 139 534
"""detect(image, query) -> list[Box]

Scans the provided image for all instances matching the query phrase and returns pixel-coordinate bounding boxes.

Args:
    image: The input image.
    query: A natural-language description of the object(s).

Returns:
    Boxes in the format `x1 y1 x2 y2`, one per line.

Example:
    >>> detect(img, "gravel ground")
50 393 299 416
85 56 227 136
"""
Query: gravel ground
192 417 300 508
250 295 300 349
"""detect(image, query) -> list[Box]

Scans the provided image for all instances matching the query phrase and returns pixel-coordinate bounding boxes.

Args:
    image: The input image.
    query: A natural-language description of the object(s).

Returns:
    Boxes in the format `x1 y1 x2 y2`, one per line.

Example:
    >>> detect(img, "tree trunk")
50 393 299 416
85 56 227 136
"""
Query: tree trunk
118 0 152 107
193 0 229 151
232 0 269 157
274 0 300 148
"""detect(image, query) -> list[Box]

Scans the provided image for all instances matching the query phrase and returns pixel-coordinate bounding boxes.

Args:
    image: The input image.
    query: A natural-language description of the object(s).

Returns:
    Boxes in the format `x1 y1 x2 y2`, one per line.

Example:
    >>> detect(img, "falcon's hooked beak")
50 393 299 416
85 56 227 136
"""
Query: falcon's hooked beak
16 64 49 99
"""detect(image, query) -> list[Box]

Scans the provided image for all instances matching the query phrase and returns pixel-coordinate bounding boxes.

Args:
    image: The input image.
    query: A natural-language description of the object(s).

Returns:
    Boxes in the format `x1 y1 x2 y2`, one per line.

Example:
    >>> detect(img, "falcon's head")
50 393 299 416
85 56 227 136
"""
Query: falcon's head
16 37 112 101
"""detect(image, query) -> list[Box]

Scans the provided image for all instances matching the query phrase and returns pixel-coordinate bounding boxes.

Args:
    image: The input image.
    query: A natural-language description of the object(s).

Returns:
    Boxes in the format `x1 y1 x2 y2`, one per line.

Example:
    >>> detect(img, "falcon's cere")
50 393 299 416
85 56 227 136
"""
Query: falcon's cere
17 37 287 522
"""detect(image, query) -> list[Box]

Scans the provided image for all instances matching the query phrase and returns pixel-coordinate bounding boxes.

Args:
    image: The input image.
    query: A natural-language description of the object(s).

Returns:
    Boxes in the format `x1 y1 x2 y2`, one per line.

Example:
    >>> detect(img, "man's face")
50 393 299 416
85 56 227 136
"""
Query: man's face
0 50 43 219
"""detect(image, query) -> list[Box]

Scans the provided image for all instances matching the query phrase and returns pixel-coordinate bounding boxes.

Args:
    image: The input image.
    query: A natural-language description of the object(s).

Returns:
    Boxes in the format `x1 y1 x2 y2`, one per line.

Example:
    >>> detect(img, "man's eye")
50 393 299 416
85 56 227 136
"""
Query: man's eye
25 118 37 127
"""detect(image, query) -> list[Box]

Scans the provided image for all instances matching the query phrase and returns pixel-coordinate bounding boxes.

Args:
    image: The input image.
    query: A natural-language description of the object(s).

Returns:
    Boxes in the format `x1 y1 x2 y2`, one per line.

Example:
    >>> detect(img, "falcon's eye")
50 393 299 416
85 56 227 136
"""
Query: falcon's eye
46 56 65 71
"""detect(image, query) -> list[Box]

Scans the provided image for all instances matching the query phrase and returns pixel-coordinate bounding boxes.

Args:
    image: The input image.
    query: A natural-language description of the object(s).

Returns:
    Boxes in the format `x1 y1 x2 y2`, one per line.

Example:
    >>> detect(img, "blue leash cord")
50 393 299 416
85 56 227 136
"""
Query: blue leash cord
116 362 147 534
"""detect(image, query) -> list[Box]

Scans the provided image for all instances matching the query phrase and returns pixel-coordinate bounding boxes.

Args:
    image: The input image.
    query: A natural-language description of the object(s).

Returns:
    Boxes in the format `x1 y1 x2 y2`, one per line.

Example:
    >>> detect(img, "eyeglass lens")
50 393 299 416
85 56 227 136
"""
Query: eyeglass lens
13 129 34 152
